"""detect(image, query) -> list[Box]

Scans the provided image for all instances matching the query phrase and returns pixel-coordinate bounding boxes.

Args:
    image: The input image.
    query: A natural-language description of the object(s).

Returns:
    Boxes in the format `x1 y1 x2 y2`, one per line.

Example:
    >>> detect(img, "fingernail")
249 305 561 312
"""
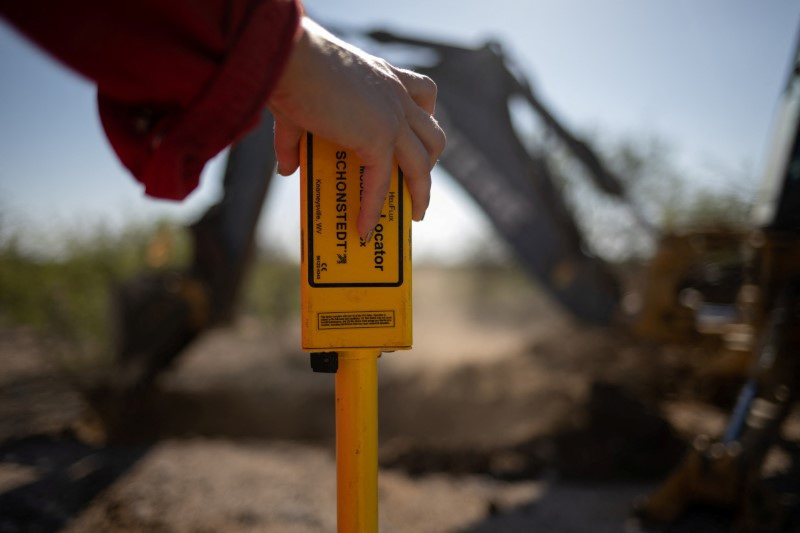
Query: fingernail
361 230 374 244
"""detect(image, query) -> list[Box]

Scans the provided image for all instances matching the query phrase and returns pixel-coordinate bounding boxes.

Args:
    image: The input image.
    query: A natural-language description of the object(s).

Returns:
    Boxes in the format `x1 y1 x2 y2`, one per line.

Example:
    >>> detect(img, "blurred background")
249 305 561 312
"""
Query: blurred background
1 1 797 260
1 1 800 532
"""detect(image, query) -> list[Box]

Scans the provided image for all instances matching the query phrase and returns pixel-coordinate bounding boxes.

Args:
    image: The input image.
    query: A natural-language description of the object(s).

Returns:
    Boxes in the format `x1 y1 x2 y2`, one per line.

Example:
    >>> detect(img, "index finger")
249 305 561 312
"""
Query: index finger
356 149 394 240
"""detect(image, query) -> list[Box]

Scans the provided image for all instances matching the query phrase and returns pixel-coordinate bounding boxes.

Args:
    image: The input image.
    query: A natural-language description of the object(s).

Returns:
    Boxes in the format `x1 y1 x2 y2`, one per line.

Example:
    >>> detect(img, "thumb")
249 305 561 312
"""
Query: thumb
273 115 304 175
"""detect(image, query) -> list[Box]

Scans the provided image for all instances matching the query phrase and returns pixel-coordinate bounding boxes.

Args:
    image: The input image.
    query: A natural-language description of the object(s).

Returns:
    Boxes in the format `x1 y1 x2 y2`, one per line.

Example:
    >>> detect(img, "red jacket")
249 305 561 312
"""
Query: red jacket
0 0 302 200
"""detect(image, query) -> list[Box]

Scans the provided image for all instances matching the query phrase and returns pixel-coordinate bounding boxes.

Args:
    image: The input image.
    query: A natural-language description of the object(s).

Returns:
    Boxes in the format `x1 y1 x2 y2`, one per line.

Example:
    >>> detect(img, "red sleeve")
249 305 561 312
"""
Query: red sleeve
0 0 302 200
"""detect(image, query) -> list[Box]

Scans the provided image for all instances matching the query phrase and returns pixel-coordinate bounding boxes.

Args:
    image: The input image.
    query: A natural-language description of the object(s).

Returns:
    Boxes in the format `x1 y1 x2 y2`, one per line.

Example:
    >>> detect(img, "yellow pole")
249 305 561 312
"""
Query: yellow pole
335 350 380 533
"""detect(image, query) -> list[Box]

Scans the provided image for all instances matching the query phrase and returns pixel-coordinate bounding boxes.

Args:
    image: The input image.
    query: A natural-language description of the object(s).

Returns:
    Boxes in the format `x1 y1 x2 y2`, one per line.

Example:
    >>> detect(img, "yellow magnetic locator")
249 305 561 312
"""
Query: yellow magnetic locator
300 132 412 533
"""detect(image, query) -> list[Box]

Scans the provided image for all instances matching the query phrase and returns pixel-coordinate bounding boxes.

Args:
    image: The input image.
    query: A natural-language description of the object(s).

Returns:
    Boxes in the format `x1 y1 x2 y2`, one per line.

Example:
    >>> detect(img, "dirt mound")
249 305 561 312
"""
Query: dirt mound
1 267 797 531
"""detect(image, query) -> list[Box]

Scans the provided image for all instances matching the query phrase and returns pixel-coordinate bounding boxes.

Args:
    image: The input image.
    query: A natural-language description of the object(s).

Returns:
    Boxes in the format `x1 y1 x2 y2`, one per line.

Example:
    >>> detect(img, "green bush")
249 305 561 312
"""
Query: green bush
0 221 191 365
241 252 300 324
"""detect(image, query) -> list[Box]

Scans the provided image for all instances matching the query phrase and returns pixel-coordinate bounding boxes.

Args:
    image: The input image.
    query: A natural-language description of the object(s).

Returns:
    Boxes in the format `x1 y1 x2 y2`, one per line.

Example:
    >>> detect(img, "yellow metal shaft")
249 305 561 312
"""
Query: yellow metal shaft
335 350 380 533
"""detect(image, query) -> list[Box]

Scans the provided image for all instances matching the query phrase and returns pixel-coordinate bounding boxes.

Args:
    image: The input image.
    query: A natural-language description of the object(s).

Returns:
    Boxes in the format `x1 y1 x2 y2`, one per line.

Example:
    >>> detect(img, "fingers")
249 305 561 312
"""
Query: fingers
395 68 438 114
395 124 433 221
397 71 445 217
358 83 445 230
273 114 304 175
398 96 445 220
358 122 440 233
406 104 446 168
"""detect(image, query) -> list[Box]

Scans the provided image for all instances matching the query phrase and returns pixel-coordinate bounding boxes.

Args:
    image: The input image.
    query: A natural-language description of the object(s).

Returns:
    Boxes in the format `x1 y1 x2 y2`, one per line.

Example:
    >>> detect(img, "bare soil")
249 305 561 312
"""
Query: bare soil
1 267 798 532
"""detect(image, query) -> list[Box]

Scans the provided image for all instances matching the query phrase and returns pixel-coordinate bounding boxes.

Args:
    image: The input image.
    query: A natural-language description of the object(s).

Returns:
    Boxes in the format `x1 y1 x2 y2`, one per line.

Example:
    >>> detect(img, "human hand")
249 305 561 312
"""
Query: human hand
268 17 446 240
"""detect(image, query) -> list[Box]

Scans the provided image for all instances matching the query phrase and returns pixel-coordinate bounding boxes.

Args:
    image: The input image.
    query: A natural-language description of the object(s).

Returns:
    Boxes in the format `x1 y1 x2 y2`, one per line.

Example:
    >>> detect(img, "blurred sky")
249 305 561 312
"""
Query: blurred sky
1 1 799 261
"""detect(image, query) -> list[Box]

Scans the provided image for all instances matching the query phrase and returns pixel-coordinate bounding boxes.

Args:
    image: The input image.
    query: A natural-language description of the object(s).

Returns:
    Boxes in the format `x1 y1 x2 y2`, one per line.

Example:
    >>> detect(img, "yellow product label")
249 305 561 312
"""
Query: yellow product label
300 133 412 351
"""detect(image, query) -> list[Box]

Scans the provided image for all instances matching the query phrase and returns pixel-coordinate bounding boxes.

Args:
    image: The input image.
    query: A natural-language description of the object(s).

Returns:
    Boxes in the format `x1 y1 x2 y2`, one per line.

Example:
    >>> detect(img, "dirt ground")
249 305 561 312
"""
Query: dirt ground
1 266 799 532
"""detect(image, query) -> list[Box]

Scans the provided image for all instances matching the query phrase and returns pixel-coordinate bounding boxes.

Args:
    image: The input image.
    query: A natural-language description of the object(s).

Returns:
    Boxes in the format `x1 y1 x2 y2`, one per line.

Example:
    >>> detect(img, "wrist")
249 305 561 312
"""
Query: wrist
268 16 312 112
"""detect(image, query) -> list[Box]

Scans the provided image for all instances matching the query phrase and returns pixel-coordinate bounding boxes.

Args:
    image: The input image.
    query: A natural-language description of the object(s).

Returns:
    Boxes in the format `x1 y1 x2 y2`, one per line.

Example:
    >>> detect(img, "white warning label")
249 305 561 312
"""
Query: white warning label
318 311 396 330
